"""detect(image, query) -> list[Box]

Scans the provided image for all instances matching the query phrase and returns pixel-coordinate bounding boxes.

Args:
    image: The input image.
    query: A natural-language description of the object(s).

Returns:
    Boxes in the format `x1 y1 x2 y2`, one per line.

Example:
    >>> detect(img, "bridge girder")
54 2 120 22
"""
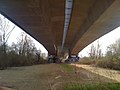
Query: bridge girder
0 0 119 55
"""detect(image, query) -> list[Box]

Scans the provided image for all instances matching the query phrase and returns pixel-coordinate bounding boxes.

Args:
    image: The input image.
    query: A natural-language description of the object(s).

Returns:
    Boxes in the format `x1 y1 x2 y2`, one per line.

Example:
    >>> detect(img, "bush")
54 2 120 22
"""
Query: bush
78 57 120 70
33 57 47 64
96 59 120 70
0 54 9 69
78 58 96 65
0 52 47 70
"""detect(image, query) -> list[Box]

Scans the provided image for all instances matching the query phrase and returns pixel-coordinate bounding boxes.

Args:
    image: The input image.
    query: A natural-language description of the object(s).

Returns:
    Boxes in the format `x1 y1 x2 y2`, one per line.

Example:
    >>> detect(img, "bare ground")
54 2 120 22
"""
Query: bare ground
0 64 116 90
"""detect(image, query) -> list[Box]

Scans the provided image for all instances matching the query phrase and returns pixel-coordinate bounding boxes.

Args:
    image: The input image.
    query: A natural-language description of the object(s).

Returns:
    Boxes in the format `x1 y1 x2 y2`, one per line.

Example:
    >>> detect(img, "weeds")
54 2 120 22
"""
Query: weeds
78 58 120 70
62 83 120 90
60 64 74 72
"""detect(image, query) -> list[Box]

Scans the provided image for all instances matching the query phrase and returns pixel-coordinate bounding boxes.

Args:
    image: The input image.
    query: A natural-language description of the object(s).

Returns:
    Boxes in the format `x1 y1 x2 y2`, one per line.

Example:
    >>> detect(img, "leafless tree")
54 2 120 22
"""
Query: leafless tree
0 16 15 54
106 38 120 59
88 41 102 59
16 32 38 57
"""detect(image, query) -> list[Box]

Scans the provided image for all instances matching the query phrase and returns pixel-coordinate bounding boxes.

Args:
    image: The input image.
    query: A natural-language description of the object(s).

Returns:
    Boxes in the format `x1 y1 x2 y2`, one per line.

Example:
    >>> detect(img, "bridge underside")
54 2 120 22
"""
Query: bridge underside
0 0 120 55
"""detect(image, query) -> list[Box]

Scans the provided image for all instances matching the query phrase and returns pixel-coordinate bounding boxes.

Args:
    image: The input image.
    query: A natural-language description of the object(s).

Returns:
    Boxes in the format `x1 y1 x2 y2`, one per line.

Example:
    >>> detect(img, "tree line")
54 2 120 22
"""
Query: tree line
80 39 120 70
0 15 47 69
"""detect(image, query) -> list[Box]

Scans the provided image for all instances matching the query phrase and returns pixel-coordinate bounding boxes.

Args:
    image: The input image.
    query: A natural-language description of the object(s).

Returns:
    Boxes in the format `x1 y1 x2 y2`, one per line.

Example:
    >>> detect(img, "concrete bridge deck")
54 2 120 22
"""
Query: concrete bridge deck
0 0 120 56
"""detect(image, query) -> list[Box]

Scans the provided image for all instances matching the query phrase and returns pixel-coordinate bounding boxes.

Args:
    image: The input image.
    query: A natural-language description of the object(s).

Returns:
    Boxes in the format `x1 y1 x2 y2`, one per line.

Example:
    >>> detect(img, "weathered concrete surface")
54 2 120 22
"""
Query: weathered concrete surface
71 0 120 54
0 0 65 54
0 0 119 55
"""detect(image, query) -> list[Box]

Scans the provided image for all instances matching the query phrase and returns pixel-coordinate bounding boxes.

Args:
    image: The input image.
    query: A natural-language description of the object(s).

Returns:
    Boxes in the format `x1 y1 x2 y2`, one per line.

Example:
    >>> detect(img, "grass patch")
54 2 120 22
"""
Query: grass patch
60 64 74 72
62 83 120 90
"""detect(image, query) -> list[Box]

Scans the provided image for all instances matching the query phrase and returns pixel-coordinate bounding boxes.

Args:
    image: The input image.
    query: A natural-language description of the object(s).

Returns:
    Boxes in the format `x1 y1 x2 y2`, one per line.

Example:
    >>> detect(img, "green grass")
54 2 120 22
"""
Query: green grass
62 83 120 90
60 64 74 72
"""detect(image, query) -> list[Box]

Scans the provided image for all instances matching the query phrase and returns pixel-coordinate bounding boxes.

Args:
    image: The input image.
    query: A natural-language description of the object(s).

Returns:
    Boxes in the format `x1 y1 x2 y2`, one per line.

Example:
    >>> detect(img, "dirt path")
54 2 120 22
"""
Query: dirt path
0 64 115 90
71 64 120 82
0 64 62 90
0 87 12 90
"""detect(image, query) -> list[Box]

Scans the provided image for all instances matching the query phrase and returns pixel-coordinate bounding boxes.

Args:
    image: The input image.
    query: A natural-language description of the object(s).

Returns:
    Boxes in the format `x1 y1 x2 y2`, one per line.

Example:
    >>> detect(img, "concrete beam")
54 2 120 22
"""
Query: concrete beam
0 0 65 54
71 0 120 54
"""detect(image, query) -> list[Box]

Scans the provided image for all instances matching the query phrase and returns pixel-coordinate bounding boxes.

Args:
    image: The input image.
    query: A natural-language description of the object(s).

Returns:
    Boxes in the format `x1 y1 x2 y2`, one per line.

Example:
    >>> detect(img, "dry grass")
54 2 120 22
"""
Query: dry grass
0 63 117 90
71 64 120 82
62 83 120 90
78 58 120 70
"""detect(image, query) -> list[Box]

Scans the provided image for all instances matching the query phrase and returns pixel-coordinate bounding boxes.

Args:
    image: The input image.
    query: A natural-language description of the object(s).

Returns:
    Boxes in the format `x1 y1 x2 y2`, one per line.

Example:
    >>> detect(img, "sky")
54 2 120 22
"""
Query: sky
1 14 120 57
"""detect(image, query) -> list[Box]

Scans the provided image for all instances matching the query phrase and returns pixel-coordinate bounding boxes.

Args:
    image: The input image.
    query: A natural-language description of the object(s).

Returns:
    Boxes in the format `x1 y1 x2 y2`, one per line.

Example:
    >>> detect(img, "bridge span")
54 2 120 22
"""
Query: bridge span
0 0 120 57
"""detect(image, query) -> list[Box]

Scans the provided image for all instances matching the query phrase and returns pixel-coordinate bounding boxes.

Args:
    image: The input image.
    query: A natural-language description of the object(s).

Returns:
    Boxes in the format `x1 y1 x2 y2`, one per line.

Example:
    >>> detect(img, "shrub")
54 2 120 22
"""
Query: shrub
78 59 96 65
96 59 120 70
0 52 47 70
78 57 120 70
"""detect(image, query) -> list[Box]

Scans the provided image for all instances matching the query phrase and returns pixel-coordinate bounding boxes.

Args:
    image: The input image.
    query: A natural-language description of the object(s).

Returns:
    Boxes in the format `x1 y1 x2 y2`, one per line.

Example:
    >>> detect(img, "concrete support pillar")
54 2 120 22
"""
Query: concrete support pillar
68 49 71 59
68 49 72 62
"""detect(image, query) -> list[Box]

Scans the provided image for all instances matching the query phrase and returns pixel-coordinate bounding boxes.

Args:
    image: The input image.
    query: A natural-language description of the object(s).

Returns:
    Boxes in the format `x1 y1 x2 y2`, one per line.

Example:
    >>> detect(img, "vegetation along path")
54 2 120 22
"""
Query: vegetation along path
71 64 120 82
